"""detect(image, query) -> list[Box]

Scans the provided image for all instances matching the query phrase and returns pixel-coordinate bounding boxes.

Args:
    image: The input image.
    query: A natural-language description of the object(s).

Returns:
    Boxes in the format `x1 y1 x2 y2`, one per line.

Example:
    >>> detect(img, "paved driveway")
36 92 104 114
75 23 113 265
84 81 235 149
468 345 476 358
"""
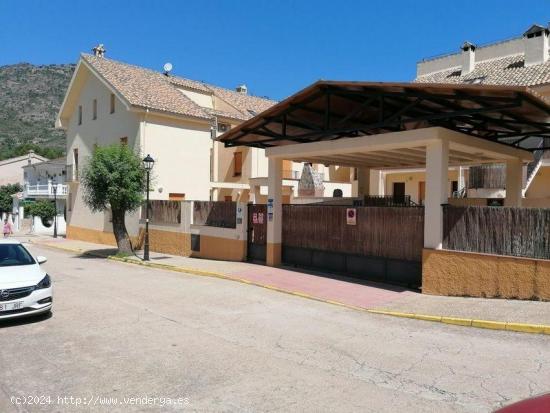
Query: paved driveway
1 245 549 412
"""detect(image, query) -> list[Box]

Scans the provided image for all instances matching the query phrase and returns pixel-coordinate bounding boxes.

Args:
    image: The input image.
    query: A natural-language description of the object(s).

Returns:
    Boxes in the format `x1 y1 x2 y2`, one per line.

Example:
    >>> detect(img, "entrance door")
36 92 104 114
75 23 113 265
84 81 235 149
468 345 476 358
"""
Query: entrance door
393 182 405 204
247 204 267 262
418 181 425 206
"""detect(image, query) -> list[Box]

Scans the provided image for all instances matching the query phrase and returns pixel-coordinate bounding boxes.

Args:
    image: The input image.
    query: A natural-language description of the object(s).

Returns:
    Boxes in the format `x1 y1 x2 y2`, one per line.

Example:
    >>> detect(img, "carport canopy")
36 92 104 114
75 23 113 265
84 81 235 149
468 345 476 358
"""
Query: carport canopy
219 81 550 154
217 81 550 266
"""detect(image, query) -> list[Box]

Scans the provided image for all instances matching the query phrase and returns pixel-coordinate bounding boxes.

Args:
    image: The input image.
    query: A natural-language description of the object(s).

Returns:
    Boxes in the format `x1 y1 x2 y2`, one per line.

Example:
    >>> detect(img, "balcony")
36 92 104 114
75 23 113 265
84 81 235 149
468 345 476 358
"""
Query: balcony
24 183 68 199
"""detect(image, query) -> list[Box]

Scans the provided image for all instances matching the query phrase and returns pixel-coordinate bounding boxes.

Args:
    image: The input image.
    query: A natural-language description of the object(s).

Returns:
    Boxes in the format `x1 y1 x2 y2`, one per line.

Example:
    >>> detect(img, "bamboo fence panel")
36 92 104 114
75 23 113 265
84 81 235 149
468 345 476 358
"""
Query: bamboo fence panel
443 206 550 259
282 205 424 262
468 164 505 189
142 200 181 224
193 201 236 228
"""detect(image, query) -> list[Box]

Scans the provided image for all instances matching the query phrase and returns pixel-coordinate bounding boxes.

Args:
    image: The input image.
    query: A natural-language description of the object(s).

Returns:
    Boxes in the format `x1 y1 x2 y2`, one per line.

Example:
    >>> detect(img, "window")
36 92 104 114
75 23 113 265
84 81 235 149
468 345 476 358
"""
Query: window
73 148 79 180
110 93 115 114
0 244 35 267
451 180 458 194
224 196 232 202
78 105 82 125
233 152 242 176
218 122 230 132
92 99 97 120
120 137 128 146
169 193 185 201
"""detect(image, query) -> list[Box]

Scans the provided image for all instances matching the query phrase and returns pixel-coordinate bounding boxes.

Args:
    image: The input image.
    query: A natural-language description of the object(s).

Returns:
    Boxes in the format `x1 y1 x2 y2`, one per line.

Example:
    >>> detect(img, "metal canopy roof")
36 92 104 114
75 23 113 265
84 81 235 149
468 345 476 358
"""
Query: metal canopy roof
218 81 550 151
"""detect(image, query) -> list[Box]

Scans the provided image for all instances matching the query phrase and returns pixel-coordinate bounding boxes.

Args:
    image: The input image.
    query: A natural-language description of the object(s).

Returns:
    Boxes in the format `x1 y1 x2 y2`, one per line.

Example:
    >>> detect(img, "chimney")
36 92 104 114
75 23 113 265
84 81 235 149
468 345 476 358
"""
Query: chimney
27 150 34 166
236 84 248 94
460 41 476 75
92 44 106 58
523 24 549 67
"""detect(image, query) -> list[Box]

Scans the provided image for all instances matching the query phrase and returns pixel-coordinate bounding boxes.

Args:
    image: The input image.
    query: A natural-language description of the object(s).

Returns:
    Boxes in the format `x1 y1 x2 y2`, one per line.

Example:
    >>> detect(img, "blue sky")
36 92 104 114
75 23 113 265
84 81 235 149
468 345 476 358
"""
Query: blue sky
1 0 549 100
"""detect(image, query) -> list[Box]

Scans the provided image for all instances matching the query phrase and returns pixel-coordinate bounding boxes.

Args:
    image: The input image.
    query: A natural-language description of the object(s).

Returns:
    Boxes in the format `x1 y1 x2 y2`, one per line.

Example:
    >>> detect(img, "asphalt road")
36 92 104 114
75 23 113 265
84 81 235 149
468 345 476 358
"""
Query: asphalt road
1 244 549 412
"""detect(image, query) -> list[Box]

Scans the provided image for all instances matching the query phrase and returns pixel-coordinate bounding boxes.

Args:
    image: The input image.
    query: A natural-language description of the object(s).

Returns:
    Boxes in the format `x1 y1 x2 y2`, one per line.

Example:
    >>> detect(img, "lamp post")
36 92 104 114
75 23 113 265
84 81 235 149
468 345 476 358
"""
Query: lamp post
52 177 58 238
142 154 155 261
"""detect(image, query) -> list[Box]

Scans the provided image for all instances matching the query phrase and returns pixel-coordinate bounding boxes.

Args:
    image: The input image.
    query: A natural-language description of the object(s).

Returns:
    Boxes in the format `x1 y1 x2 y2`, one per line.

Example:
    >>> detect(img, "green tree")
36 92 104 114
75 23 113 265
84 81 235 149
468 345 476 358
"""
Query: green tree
0 183 22 213
26 200 56 222
80 144 146 253
0 143 64 162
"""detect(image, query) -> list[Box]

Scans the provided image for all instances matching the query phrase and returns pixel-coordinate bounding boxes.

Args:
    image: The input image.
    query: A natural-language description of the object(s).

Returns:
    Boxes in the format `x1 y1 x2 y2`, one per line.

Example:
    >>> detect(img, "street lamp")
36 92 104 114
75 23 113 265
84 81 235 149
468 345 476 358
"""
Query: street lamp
142 154 155 261
52 177 58 238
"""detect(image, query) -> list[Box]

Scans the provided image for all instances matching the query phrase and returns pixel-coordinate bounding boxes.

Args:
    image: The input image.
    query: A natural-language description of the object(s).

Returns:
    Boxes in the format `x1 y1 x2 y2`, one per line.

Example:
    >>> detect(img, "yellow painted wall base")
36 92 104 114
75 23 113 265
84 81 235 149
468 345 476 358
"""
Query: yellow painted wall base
423 249 550 300
68 224 247 263
147 228 246 262
193 235 246 261
266 243 282 266
148 228 191 256
67 225 117 246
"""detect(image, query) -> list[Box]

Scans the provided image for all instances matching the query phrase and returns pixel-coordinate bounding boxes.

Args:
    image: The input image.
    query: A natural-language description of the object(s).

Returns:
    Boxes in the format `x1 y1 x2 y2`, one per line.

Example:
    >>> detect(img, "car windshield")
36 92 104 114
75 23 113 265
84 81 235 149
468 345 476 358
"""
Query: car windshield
0 244 36 267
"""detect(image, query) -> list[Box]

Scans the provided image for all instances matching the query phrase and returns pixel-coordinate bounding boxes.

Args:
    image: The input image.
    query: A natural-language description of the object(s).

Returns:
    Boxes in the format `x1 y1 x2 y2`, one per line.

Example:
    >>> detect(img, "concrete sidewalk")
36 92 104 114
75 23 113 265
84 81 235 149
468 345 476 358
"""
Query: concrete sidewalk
25 235 550 333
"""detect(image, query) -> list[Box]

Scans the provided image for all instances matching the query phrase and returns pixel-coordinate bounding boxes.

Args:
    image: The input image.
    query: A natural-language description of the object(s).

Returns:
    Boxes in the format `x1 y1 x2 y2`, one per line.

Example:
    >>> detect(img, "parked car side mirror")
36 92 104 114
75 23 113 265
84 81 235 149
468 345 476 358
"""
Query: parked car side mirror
36 256 47 264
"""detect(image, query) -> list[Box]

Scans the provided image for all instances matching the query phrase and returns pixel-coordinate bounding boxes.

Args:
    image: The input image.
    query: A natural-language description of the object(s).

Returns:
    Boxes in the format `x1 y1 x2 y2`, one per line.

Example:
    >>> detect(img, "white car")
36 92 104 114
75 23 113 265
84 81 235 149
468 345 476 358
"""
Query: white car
0 239 52 320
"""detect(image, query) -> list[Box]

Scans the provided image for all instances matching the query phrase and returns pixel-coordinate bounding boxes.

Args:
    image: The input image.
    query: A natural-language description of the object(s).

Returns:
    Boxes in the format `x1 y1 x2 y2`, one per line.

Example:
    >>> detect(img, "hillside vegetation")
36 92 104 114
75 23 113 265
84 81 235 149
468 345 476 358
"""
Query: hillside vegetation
0 63 74 160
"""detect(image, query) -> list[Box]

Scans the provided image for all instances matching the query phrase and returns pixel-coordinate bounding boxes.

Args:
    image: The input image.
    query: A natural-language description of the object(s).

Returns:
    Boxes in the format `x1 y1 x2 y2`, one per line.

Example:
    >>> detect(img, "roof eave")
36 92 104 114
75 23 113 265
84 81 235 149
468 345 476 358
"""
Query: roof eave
129 105 213 124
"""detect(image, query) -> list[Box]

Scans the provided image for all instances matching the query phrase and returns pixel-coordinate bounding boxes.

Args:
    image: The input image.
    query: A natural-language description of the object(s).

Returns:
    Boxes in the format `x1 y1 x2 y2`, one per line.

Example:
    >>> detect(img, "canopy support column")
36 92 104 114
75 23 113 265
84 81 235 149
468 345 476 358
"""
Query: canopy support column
370 170 384 196
266 158 283 266
357 167 371 197
505 158 523 207
424 138 449 249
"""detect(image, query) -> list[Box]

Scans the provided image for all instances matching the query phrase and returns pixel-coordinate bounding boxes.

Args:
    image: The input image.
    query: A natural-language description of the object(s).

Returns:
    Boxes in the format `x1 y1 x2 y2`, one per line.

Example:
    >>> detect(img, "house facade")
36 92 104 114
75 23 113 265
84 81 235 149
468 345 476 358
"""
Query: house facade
12 158 68 234
56 50 354 244
0 151 48 187
379 23 550 206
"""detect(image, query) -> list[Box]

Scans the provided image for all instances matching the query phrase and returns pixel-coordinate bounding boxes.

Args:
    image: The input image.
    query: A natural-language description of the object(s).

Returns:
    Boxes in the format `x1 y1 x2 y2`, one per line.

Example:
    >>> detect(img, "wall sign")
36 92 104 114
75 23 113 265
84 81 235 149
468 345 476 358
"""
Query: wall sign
236 205 243 225
267 198 274 222
346 208 357 225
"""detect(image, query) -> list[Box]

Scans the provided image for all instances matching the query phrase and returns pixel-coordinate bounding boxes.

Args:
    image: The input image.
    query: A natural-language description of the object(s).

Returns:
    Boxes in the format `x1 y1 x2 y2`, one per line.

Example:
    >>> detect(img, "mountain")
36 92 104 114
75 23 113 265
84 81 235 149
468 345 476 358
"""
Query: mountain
0 62 75 160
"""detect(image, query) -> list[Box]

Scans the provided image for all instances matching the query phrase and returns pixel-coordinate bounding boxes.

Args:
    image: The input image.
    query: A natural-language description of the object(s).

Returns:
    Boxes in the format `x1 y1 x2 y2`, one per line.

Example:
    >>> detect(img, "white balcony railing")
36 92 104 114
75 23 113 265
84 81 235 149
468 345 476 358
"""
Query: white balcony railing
24 183 68 198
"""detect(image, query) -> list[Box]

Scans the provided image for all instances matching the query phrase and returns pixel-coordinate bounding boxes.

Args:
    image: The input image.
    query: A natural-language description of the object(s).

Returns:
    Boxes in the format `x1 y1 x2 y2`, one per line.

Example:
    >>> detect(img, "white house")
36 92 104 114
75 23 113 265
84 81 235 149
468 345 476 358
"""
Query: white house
377 23 550 207
0 151 48 186
56 49 354 245
11 158 68 234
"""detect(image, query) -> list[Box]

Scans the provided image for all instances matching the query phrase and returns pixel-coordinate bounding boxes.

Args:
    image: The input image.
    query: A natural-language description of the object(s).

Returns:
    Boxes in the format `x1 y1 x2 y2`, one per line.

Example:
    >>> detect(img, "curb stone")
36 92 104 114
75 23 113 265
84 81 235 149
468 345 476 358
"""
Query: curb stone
33 241 550 336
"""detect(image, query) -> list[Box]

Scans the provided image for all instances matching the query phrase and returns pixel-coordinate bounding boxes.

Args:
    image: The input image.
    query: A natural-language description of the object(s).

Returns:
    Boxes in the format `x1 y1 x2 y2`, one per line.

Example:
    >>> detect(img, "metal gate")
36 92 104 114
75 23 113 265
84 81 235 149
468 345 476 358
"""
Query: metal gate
247 204 267 262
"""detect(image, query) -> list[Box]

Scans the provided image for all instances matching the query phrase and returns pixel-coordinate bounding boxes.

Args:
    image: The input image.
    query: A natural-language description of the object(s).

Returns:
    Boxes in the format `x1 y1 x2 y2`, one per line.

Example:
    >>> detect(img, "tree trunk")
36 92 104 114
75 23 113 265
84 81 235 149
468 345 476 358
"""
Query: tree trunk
111 208 133 254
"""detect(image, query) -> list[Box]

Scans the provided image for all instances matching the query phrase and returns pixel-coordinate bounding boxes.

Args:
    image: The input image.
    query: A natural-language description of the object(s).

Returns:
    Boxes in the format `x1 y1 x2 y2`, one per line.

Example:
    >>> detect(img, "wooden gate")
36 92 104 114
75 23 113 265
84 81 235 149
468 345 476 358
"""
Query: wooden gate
247 204 267 262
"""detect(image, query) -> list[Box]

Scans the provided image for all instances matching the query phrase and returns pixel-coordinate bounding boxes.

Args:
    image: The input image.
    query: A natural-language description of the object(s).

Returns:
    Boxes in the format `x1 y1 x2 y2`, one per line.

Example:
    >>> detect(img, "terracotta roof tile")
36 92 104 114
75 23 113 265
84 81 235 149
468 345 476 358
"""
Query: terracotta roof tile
82 54 276 121
82 54 210 119
415 54 550 86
